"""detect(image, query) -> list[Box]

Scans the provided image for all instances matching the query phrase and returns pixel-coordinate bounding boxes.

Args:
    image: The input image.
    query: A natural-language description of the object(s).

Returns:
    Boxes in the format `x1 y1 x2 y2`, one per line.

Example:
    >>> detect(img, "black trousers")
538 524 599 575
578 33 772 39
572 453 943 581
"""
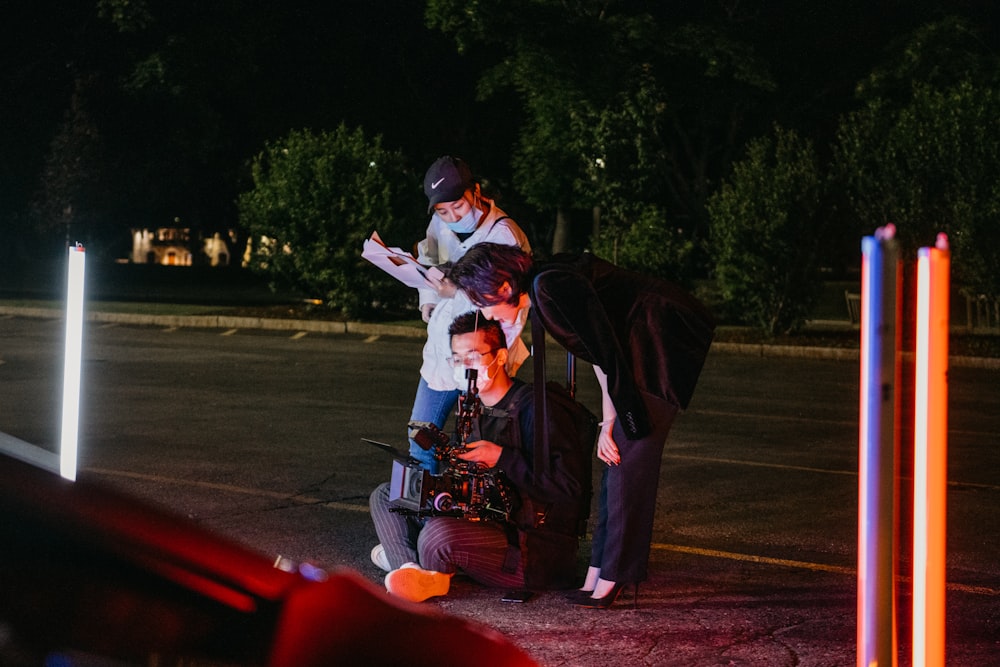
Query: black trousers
588 391 678 584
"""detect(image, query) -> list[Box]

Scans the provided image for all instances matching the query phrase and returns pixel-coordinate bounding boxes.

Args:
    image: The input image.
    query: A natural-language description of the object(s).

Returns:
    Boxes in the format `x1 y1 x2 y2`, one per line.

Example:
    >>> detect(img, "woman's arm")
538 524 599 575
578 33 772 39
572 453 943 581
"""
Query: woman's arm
592 365 620 466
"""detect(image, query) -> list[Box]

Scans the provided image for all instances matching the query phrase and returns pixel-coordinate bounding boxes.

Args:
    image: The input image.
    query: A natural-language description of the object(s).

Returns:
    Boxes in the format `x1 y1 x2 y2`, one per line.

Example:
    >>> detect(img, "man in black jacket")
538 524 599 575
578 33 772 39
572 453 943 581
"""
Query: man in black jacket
369 312 590 602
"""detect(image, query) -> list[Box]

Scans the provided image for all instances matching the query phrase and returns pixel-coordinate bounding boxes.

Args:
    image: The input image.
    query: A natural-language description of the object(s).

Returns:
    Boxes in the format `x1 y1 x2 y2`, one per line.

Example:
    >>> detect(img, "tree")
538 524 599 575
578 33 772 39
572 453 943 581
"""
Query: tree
575 72 695 282
31 72 118 259
832 18 1000 298
427 0 775 269
707 126 825 336
237 125 424 316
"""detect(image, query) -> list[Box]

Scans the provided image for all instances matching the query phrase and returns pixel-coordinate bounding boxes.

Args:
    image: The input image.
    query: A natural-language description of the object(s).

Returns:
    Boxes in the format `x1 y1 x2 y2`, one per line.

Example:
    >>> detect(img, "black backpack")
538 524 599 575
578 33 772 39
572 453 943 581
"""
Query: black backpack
528 309 599 533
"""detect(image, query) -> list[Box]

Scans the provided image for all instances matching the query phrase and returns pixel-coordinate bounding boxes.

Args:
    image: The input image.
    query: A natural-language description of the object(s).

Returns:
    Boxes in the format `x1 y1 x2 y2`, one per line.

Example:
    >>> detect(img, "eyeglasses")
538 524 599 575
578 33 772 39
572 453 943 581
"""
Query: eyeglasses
446 349 499 367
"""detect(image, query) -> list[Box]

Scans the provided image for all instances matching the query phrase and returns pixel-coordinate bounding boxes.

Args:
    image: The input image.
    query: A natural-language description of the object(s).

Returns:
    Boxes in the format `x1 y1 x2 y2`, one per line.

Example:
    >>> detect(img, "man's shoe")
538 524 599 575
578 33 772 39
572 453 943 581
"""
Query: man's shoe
370 544 391 572
384 563 451 602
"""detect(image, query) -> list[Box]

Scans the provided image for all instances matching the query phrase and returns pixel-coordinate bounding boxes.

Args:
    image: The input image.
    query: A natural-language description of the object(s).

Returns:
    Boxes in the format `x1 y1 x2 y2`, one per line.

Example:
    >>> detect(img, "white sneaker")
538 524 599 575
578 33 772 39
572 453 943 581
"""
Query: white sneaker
370 544 391 572
384 563 451 602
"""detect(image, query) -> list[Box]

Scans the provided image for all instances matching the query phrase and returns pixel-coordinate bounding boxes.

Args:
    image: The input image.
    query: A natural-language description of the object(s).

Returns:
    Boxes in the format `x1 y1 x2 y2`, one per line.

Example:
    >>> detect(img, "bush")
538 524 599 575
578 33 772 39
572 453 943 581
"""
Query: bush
707 126 825 336
237 125 424 317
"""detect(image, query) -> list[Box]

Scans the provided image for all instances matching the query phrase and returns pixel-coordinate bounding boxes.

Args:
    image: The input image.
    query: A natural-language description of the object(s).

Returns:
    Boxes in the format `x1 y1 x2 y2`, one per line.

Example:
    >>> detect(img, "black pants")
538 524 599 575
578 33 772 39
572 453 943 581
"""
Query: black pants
588 391 678 584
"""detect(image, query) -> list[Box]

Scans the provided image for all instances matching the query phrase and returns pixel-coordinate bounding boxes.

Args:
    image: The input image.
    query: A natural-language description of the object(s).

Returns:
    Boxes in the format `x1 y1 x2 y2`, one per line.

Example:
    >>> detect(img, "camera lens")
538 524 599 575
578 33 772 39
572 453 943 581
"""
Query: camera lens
434 493 454 512
407 470 423 498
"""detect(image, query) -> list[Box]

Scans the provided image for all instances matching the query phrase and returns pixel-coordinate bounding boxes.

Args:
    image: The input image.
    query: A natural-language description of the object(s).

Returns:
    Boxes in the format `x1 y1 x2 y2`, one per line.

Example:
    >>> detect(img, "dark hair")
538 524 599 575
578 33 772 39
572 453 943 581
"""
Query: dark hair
448 311 507 350
448 243 534 307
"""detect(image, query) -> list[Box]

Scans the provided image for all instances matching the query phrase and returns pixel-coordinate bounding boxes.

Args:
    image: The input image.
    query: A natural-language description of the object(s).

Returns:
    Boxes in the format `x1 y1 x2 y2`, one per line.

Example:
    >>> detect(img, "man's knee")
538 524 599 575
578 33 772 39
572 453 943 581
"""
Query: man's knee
369 482 390 511
416 519 456 572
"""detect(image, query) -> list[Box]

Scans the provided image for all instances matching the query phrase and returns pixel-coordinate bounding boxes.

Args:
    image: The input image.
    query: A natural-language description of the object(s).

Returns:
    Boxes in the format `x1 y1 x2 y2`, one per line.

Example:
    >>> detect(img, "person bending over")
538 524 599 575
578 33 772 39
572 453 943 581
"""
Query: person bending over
448 243 715 609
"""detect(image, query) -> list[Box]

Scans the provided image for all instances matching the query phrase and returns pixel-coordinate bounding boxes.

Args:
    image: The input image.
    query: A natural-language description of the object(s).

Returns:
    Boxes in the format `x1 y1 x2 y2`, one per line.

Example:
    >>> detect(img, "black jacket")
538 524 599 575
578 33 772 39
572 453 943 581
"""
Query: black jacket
530 253 716 440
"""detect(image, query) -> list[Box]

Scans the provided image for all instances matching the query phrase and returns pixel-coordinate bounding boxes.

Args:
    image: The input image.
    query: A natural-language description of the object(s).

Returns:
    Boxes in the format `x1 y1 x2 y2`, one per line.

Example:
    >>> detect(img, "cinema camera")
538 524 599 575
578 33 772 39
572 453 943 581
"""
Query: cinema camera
387 369 512 522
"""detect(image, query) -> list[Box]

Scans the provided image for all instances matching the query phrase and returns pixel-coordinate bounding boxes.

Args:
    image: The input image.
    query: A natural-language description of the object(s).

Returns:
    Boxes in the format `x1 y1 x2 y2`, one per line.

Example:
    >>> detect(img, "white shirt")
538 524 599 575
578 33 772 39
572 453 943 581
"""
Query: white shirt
415 200 531 389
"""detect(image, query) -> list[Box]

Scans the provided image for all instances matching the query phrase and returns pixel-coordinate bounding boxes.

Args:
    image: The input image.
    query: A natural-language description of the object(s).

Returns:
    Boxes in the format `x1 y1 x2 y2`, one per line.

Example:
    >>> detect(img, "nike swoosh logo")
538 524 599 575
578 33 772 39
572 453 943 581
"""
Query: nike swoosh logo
431 178 446 189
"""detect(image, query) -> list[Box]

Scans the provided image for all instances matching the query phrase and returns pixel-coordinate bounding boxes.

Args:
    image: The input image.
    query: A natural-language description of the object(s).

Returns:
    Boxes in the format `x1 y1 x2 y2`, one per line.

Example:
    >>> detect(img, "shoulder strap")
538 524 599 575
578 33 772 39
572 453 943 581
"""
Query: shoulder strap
530 307 549 478
478 214 509 237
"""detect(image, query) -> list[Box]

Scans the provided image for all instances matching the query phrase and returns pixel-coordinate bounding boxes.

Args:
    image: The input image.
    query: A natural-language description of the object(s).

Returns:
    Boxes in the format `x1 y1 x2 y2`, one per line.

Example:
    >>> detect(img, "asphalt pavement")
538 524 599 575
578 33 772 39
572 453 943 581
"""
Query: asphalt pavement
1 307 998 666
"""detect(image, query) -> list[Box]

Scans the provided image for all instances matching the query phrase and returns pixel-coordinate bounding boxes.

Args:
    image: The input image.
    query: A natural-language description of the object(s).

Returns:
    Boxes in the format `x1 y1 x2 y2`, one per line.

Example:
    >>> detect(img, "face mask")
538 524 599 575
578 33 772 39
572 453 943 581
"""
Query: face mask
452 364 477 386
444 207 479 234
452 354 500 388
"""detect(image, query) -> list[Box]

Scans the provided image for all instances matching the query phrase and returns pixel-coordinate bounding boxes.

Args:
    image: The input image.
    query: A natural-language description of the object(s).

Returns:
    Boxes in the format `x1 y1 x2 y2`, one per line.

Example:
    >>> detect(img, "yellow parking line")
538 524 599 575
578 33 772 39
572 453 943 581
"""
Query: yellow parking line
652 542 854 574
652 543 999 596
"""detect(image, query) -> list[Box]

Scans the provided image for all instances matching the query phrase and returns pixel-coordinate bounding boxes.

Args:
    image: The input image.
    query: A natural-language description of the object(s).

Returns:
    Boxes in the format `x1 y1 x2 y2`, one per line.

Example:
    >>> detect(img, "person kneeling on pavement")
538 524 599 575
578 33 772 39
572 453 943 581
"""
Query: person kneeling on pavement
369 311 590 602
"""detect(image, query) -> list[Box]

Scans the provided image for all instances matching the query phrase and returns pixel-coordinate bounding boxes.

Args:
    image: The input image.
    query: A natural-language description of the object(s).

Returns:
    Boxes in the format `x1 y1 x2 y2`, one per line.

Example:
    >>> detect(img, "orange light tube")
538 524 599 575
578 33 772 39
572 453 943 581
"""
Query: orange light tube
912 234 950 667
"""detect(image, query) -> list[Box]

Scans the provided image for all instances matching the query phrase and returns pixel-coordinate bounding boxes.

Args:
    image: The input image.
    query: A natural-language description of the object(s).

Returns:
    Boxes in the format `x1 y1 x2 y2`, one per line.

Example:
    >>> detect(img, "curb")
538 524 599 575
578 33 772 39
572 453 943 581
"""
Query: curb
3 306 998 369
0 305 428 339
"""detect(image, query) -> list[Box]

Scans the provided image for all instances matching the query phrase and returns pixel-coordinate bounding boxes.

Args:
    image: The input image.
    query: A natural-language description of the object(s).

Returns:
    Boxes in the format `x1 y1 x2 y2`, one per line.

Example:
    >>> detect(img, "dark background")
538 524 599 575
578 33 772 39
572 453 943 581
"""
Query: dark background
3 1 999 269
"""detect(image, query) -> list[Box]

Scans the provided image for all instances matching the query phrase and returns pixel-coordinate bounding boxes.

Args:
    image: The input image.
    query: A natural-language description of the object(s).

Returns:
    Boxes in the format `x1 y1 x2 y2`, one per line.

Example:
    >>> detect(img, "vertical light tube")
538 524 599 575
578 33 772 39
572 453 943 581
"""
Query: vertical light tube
60 244 86 481
857 225 899 667
913 234 949 667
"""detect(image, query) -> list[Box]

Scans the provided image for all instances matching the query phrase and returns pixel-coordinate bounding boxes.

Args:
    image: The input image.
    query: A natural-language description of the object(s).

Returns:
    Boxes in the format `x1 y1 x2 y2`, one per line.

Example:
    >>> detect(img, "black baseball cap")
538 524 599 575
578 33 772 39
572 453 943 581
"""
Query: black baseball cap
424 156 473 212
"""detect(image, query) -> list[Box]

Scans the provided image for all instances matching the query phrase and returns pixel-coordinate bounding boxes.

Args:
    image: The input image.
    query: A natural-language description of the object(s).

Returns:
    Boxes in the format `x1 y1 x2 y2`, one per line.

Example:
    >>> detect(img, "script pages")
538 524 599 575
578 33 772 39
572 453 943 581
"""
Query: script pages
361 231 435 289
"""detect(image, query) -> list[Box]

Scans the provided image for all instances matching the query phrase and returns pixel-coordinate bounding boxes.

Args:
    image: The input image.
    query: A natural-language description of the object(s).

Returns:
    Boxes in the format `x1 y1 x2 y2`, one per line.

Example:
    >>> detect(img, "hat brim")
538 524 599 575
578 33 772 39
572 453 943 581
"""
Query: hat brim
427 187 469 213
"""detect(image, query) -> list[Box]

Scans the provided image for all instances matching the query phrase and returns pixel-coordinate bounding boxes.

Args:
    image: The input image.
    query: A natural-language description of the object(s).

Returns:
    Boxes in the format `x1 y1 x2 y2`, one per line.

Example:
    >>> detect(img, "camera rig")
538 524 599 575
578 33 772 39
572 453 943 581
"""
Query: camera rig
387 368 513 522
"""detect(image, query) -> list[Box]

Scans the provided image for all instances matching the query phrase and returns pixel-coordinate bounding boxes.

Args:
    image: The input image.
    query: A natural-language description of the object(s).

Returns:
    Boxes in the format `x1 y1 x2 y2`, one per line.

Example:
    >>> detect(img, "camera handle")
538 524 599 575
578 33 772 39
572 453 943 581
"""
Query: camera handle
455 368 482 449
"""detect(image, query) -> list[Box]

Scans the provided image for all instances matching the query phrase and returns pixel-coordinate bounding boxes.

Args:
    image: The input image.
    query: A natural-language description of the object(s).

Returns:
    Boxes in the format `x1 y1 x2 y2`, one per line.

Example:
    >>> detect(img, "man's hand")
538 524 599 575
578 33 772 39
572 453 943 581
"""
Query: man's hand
457 440 502 468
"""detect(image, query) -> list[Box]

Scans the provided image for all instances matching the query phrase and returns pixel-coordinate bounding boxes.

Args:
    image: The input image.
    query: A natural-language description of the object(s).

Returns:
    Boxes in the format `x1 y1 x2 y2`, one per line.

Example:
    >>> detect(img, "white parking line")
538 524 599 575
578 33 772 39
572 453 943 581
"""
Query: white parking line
84 466 369 513
664 453 1000 491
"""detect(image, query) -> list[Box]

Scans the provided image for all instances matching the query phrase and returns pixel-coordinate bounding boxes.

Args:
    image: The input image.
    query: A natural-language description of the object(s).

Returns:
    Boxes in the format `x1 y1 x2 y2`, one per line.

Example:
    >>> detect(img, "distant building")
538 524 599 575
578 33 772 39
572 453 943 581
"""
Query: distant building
131 227 233 267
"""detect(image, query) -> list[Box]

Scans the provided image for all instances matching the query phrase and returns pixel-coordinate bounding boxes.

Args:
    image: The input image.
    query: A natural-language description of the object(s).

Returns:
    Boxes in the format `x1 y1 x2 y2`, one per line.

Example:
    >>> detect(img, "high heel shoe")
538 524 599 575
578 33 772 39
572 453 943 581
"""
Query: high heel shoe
570 582 638 609
563 588 595 603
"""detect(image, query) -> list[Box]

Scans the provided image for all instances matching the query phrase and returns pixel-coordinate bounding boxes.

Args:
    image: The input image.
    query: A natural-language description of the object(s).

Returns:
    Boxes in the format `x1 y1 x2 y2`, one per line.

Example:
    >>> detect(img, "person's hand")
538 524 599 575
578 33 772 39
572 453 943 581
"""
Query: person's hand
420 302 436 323
596 421 620 466
457 440 502 468
424 272 457 299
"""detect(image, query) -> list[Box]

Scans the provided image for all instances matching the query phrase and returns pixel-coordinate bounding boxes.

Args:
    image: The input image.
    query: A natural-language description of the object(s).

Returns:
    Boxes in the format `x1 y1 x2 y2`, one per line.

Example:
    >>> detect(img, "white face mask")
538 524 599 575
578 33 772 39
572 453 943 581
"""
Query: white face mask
451 354 500 388
452 364 478 387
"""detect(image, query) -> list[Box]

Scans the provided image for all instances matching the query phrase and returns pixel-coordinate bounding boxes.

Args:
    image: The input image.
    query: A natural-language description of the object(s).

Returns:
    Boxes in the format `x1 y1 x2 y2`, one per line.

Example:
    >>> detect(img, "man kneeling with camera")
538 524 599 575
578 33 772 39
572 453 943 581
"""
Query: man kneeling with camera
368 311 590 602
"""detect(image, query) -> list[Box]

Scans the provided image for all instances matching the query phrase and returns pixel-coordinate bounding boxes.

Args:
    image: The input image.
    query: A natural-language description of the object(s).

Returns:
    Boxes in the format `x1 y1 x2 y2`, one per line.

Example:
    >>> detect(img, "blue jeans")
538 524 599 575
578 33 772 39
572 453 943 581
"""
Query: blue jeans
408 377 459 474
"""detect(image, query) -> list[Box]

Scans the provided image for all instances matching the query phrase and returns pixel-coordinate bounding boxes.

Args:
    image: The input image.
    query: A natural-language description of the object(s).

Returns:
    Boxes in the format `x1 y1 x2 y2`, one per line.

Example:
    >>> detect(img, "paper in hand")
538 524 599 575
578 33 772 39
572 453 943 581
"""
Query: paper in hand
362 231 431 289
